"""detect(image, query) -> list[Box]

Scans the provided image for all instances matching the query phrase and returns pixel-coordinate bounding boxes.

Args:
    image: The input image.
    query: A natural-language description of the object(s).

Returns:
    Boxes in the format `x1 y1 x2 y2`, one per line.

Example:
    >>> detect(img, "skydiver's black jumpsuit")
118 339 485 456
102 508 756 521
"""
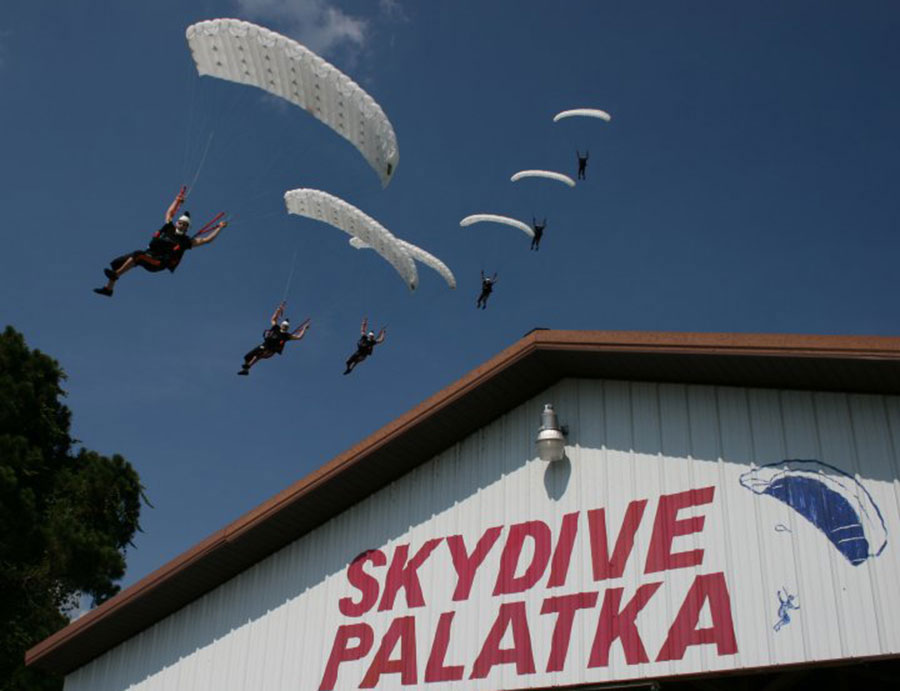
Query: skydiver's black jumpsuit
577 151 589 180
244 327 291 365
109 222 194 274
345 335 376 374
531 220 546 251
476 278 495 309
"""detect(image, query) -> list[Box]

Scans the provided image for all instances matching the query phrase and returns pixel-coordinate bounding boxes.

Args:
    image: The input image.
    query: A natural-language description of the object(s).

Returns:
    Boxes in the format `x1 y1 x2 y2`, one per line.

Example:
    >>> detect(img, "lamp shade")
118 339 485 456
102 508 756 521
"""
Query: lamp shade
536 404 566 461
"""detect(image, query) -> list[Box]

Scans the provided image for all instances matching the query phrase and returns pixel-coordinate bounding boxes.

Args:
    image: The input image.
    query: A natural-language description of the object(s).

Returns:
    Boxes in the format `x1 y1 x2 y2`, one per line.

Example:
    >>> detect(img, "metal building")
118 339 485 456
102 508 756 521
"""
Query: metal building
27 331 900 689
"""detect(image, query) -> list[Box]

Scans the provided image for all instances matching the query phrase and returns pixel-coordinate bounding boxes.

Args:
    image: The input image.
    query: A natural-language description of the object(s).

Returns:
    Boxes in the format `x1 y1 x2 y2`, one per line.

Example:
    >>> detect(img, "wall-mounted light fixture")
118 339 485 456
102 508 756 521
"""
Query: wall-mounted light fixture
536 403 567 462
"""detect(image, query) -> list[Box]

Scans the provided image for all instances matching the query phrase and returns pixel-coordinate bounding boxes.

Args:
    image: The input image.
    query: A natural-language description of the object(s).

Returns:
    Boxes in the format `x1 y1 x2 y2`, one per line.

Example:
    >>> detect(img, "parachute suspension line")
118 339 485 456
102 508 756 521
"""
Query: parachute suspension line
180 56 201 183
281 243 301 304
185 131 215 196
217 132 314 221
223 144 293 215
249 141 299 193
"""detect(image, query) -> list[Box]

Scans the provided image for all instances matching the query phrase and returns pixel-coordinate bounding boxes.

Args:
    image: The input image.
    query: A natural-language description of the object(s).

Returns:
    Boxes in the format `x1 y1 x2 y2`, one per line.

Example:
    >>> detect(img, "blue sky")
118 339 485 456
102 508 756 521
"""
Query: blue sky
1 1 899 595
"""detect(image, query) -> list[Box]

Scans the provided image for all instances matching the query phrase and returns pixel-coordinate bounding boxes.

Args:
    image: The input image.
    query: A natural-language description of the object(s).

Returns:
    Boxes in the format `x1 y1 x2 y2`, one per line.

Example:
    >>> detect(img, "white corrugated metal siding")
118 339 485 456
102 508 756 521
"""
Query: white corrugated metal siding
65 380 900 690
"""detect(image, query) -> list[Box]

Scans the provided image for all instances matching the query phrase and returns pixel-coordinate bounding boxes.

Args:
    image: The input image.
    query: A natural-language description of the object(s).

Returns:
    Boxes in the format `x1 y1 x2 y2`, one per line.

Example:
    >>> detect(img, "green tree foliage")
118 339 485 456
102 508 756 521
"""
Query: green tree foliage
0 326 146 690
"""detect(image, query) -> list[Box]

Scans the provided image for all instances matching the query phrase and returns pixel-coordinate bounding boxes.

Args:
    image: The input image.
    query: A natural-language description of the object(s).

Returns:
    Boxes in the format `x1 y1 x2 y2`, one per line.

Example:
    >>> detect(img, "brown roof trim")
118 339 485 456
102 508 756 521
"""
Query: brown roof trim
26 330 900 674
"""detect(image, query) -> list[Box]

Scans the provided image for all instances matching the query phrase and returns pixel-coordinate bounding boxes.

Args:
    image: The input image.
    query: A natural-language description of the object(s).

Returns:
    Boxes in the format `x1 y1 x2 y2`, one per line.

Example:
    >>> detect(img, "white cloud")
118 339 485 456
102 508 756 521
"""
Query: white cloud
379 0 409 23
234 0 368 58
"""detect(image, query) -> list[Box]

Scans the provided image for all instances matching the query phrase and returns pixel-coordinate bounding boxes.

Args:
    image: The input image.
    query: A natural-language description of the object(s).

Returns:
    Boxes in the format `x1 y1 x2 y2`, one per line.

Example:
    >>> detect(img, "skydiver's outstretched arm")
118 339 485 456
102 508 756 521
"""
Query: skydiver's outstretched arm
192 220 227 247
375 327 387 344
291 319 311 340
165 187 187 223
360 317 368 335
270 302 286 326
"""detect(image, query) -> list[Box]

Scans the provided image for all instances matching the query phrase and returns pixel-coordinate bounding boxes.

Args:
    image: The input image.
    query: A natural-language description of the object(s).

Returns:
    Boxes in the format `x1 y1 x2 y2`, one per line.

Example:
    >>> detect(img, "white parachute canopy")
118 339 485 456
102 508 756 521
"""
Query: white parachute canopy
349 237 456 289
553 108 612 123
510 169 576 188
285 189 417 290
460 214 534 238
186 19 399 187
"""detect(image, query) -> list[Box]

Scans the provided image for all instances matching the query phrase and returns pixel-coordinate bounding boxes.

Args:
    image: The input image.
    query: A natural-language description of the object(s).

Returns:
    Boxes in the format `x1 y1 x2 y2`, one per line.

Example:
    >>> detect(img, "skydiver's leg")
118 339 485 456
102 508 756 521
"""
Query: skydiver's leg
95 253 132 295
110 253 140 279
240 348 260 375
240 346 274 374
114 256 137 276
95 252 150 295
344 349 369 374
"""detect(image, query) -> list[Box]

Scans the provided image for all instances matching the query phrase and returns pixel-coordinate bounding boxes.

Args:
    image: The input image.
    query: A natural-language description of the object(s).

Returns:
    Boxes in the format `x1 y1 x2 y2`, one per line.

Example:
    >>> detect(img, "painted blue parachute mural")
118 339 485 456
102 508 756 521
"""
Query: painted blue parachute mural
740 460 887 566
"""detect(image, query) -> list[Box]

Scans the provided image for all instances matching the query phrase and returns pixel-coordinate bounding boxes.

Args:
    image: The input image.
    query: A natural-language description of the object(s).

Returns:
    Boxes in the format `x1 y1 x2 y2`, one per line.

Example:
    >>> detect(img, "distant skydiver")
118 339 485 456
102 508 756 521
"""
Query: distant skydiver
93 187 227 297
531 217 547 251
476 270 498 309
343 317 386 375
576 150 589 180
238 303 310 376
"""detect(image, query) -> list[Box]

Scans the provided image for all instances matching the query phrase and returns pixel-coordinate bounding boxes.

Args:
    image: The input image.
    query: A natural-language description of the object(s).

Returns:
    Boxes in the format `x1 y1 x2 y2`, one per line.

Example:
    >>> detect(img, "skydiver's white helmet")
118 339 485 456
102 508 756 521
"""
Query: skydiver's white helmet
367 331 375 339
175 212 191 234
280 320 290 331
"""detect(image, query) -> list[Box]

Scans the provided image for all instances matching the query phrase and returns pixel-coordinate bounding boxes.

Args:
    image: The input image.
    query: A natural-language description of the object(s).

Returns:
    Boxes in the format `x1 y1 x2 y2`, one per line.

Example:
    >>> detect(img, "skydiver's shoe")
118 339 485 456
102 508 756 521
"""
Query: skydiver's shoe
93 287 113 297
103 268 118 281
343 368 351 375
237 369 249 376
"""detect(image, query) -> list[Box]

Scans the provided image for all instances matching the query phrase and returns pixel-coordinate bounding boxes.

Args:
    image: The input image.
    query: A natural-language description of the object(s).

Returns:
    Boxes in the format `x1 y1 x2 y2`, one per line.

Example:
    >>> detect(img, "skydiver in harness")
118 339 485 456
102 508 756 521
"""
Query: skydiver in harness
576 150 589 180
476 270 497 309
343 317 386 375
93 187 227 297
531 217 547 251
238 302 311 376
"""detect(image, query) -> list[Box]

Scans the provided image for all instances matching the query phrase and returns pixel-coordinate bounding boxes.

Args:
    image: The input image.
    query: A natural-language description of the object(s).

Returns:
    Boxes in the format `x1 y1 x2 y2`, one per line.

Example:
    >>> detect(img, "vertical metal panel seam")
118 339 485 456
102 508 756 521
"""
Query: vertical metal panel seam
714 385 740 670
775 389 810 663
745 387 775 665
845 394 888 653
627 381 646 679
811 392 848 660
646 382 665 678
